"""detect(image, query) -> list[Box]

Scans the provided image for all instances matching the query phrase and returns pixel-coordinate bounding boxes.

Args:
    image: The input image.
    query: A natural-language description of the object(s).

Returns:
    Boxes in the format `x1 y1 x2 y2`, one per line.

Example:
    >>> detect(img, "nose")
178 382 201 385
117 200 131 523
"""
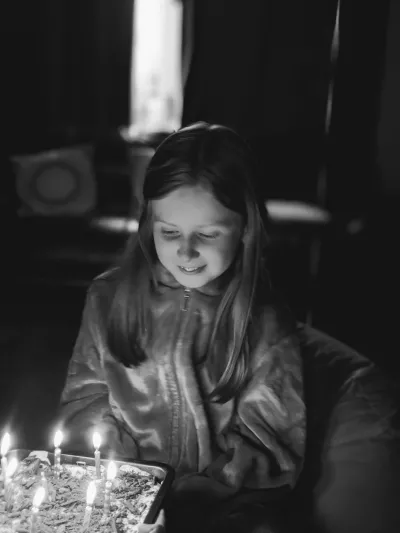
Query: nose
177 237 200 261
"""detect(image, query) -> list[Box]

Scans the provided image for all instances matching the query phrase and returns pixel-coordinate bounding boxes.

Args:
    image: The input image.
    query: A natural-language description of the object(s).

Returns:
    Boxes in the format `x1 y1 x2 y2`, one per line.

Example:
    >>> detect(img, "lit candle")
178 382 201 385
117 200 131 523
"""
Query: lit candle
4 457 18 511
1 432 11 475
103 461 117 516
29 486 45 533
40 471 49 501
81 481 97 533
53 430 63 477
92 432 101 479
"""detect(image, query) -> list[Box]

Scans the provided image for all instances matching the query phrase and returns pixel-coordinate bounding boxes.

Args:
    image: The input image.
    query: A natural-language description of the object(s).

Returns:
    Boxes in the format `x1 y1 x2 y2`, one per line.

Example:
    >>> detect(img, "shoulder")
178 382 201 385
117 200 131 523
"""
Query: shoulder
85 268 120 315
248 294 301 371
252 292 298 347
92 267 120 288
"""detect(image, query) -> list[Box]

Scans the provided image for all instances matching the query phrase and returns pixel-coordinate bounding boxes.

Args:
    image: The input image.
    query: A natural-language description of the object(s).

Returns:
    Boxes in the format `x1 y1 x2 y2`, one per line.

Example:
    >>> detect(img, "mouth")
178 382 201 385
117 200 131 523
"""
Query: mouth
178 265 206 275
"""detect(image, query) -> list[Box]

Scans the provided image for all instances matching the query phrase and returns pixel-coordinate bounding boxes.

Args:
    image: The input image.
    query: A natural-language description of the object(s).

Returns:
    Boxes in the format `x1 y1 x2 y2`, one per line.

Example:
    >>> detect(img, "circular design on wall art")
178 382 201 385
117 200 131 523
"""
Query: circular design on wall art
29 162 81 205
12 144 97 216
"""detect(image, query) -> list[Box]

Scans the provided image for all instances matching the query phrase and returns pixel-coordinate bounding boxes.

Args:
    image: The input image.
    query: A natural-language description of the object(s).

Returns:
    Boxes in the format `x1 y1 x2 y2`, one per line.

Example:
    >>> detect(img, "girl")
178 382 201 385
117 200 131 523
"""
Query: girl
59 122 306 533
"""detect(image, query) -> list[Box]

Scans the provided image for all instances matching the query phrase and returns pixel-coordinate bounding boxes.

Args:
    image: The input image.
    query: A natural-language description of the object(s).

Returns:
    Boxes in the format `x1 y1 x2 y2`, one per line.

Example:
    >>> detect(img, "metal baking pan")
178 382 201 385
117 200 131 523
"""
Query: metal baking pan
8 448 174 526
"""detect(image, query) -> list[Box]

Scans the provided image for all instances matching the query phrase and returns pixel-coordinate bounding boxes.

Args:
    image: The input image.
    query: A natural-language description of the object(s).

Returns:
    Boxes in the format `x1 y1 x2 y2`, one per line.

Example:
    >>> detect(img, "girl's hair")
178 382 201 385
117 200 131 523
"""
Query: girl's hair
107 122 271 403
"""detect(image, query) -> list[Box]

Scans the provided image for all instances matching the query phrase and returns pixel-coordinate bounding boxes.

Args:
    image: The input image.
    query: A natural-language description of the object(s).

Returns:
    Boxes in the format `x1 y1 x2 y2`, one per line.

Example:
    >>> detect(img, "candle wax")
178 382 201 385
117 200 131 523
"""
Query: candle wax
1 457 7 477
29 507 39 533
94 450 101 479
81 505 93 533
40 472 49 501
54 447 61 476
4 481 14 512
103 480 112 515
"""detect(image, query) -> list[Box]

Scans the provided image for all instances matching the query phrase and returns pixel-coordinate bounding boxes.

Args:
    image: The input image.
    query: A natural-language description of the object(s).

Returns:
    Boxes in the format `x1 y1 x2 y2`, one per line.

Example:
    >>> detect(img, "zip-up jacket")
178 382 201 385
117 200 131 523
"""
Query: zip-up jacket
59 265 305 496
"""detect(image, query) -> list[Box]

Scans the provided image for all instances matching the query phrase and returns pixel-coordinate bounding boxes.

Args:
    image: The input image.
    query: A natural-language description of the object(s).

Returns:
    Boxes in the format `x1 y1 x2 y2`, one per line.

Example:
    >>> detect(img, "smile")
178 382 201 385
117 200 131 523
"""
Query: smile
178 265 206 275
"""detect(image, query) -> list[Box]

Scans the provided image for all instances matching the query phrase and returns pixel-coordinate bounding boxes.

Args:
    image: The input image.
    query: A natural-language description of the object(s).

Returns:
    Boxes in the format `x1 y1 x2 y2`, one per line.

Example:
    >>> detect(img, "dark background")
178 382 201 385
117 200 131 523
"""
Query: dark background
1 0 399 448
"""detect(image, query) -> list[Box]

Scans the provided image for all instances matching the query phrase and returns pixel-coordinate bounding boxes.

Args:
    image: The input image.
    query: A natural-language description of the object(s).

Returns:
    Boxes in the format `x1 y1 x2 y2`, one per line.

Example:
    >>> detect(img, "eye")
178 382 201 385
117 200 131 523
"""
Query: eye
161 229 180 239
198 232 220 240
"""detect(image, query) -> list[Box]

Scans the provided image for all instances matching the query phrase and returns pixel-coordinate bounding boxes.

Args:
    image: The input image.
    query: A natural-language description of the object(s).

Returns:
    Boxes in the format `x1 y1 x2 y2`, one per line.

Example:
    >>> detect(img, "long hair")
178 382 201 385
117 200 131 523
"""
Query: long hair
107 122 271 403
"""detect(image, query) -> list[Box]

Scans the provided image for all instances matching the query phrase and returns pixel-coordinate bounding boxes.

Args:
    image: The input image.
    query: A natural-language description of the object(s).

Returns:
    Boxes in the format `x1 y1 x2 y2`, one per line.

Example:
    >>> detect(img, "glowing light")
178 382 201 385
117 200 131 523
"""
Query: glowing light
92 432 101 450
129 0 183 135
86 481 97 505
106 461 117 481
1 433 11 456
53 430 63 448
32 486 46 508
5 458 18 479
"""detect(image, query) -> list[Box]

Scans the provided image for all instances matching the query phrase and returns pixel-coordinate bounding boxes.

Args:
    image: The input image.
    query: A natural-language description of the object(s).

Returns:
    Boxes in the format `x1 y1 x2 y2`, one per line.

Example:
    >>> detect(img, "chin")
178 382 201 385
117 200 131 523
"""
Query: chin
174 270 211 289
176 276 209 289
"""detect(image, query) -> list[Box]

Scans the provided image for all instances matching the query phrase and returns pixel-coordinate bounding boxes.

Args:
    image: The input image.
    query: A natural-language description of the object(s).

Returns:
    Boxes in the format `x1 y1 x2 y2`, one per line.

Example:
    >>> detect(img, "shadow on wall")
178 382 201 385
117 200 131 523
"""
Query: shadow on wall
0 289 84 450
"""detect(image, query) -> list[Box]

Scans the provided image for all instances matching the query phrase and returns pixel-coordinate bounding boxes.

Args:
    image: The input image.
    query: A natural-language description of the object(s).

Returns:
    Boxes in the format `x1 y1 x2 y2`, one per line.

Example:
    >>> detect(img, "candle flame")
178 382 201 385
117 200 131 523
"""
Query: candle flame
53 430 63 448
86 481 97 505
32 486 46 508
5 457 18 478
92 432 101 450
1 433 11 456
106 461 117 481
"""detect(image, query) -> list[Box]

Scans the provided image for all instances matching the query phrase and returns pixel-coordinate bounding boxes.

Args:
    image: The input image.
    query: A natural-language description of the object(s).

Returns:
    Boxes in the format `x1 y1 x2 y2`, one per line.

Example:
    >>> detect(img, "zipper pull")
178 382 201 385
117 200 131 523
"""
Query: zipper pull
182 288 191 311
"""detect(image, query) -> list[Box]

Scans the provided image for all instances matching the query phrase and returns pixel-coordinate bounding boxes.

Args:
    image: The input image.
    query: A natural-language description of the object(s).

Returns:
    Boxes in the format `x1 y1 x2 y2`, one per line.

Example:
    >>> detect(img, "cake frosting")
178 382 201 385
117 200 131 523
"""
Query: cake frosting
0 453 160 533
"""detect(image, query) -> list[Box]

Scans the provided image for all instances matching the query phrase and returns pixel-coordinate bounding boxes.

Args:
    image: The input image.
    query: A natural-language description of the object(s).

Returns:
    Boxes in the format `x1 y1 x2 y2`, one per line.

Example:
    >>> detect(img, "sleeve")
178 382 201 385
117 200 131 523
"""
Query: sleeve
205 333 306 492
58 284 138 459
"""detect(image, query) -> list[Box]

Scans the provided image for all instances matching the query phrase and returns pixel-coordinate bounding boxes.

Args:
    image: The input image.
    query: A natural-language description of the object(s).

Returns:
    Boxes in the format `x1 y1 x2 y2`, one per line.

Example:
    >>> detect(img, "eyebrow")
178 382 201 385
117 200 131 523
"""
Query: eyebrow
154 217 233 228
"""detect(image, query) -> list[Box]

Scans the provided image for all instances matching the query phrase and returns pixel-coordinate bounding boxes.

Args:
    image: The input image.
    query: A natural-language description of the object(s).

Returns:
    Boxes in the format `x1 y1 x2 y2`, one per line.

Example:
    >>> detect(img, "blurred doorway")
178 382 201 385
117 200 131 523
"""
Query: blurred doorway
128 0 184 137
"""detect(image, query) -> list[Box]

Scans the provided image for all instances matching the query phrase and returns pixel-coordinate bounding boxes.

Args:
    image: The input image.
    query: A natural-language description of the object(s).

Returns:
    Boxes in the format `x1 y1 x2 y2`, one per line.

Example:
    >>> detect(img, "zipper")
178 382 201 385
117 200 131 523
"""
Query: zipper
168 287 192 467
182 288 191 311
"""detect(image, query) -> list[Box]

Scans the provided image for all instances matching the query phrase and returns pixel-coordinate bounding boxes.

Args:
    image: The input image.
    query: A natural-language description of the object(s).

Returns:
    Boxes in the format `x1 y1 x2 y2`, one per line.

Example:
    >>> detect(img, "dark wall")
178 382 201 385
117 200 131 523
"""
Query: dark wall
5 0 133 154
182 0 391 215
4 0 393 215
183 0 339 203
327 0 391 214
378 0 400 196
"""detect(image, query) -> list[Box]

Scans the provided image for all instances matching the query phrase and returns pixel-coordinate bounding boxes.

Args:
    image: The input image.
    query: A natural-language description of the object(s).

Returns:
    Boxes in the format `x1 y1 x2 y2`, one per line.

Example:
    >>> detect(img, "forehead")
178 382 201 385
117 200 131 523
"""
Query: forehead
151 186 240 227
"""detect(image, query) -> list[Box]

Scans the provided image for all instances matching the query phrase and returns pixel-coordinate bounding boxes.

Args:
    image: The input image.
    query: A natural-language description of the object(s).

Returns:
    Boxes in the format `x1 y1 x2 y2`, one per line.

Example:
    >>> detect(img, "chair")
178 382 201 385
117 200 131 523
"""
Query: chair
289 324 400 533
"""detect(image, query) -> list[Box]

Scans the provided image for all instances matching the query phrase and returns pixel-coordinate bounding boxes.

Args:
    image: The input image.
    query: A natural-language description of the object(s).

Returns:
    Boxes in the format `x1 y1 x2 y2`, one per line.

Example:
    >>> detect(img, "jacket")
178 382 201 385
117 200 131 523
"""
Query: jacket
59 265 306 495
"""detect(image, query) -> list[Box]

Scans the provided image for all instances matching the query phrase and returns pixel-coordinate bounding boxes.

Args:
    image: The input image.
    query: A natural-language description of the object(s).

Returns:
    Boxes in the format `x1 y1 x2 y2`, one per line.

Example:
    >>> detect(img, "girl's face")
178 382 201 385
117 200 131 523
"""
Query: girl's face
152 185 244 289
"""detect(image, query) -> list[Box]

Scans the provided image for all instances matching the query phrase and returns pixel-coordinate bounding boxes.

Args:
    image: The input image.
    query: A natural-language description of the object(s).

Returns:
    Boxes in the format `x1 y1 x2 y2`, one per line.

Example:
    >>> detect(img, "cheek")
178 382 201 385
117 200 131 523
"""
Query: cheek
223 232 241 252
153 235 165 256
207 239 238 266
218 237 242 267
154 235 176 258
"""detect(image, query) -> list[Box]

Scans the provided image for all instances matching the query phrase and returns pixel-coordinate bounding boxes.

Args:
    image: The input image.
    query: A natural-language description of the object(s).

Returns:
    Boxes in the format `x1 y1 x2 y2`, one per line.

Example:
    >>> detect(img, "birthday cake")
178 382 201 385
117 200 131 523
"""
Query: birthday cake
0 452 161 533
